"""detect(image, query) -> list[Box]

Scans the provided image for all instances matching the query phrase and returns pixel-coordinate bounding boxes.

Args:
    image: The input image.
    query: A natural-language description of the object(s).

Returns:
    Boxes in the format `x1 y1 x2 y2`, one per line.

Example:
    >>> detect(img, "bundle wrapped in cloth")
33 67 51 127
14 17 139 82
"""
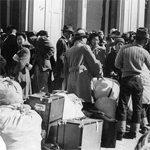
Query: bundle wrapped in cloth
53 92 85 120
91 77 120 118
0 77 42 150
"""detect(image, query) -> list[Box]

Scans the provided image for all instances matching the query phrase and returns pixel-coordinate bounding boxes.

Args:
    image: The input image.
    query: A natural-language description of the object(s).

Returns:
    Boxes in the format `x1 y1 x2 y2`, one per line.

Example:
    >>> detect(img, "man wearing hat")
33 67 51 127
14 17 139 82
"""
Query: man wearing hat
1 25 18 76
115 27 150 140
64 28 103 103
105 37 125 81
54 24 74 90
28 30 55 93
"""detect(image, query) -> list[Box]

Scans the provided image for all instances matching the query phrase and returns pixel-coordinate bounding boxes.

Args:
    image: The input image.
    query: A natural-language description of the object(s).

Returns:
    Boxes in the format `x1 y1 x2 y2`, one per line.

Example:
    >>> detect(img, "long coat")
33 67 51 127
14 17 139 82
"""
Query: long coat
28 36 55 93
13 46 32 100
1 34 18 75
64 41 103 103
54 36 70 90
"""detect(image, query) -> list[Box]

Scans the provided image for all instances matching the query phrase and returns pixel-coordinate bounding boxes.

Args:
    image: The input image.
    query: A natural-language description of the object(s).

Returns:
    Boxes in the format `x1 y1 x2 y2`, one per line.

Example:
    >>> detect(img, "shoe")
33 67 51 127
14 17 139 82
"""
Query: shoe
140 126 149 134
124 132 136 139
116 132 124 141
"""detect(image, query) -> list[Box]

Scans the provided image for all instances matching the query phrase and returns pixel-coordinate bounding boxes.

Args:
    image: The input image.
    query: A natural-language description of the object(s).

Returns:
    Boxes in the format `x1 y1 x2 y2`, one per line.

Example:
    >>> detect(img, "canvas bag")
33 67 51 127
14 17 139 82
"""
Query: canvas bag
92 77 120 100
0 136 6 150
0 77 23 105
92 77 119 118
0 77 42 150
0 104 42 150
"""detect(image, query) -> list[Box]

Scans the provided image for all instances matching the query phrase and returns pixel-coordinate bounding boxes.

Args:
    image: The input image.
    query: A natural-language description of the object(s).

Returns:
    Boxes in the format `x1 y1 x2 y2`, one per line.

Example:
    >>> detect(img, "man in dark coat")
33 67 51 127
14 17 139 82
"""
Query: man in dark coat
54 24 74 90
29 30 55 93
1 25 18 76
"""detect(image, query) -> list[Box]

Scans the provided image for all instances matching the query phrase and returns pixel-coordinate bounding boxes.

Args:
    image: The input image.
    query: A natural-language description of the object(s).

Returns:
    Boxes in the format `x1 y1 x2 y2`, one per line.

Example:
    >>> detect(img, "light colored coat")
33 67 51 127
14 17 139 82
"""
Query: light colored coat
64 41 102 103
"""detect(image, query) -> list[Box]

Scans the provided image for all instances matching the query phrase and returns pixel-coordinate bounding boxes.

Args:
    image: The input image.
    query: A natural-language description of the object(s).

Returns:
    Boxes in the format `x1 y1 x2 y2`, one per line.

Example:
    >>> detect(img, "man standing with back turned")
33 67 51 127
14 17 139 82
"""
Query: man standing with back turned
115 27 150 140
64 29 103 103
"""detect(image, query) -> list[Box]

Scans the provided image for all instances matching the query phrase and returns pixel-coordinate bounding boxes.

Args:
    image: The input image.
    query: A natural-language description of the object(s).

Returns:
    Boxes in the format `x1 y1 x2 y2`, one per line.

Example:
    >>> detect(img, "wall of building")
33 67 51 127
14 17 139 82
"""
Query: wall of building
0 0 26 32
119 0 145 33
86 0 103 32
31 0 63 48
64 0 78 30
145 0 150 33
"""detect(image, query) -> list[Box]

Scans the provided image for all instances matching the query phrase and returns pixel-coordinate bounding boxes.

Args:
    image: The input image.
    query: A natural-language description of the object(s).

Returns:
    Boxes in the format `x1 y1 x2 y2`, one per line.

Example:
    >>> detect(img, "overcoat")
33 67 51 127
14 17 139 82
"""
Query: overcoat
13 46 32 100
64 41 103 102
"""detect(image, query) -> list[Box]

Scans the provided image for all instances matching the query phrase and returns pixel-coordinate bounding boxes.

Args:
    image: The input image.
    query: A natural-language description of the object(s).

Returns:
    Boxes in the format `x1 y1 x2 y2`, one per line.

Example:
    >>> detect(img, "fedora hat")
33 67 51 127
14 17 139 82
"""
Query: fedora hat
74 29 88 39
62 24 74 33
114 37 125 45
36 30 49 37
136 27 149 39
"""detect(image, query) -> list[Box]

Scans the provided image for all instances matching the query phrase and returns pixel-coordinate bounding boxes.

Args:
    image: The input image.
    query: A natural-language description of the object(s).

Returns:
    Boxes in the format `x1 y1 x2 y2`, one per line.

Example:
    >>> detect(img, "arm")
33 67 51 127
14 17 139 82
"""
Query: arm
144 50 150 70
115 47 123 69
84 45 103 77
56 39 67 61
13 48 30 75
64 53 69 89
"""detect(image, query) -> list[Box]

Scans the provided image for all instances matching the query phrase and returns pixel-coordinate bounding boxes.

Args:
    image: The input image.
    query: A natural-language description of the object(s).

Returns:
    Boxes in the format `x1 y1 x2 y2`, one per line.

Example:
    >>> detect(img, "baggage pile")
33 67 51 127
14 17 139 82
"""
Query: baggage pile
25 77 120 149
0 77 120 150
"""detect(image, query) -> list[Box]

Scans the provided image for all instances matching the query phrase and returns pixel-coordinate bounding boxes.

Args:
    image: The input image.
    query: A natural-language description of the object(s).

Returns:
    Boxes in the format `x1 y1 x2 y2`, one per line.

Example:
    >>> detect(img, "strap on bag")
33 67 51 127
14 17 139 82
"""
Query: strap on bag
107 80 114 98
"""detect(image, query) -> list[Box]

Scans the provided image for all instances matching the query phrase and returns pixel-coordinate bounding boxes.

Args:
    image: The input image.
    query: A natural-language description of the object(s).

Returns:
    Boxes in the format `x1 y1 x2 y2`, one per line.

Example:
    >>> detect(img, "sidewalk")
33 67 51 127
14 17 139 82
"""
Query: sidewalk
101 132 142 150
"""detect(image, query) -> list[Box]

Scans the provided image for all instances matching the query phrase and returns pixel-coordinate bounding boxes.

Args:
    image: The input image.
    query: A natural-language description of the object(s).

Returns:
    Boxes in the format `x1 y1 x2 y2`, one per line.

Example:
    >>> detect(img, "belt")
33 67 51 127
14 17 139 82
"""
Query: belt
69 65 86 72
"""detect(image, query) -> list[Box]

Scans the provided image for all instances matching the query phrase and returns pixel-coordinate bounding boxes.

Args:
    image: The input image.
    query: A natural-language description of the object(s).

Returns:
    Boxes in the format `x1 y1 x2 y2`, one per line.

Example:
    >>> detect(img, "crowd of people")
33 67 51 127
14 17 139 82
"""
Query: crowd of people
1 24 150 149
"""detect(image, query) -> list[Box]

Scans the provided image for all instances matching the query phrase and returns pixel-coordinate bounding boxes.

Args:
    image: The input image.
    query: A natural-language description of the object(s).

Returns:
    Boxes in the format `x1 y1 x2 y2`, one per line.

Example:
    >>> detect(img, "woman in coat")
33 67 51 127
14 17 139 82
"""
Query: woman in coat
13 32 32 100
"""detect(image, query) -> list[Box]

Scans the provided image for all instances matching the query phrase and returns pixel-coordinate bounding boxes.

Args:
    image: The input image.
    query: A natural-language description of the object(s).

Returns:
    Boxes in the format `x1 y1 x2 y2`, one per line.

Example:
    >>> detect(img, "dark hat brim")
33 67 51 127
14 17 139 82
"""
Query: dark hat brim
61 29 74 33
74 34 88 39
136 33 150 39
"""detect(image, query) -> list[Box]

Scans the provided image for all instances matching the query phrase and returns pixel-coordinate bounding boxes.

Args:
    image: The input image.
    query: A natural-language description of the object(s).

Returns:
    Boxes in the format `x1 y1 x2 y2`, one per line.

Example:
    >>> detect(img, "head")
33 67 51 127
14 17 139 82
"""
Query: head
62 24 74 40
73 28 88 44
36 30 48 37
6 25 17 35
98 30 104 40
16 32 26 46
88 32 99 48
135 27 150 46
114 38 125 53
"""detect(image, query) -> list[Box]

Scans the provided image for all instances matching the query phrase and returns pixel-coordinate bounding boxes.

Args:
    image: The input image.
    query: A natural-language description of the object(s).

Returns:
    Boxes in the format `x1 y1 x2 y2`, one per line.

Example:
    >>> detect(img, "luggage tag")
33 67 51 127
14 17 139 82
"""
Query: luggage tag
34 103 46 112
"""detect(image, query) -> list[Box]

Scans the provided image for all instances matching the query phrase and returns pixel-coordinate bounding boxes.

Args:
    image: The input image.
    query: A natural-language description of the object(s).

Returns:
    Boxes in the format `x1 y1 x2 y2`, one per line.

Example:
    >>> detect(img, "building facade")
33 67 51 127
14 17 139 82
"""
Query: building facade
0 0 149 47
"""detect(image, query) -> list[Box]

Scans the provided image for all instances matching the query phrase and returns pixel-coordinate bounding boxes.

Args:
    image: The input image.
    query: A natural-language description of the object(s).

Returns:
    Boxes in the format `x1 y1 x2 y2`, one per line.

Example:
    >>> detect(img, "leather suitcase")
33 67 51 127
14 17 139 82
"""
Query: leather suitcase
57 118 103 150
26 92 65 139
91 112 117 148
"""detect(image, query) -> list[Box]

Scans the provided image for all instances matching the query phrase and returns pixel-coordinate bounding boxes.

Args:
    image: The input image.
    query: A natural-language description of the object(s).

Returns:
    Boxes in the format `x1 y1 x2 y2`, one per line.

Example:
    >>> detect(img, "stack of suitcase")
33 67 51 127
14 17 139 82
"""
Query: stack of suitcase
26 92 65 143
26 92 116 149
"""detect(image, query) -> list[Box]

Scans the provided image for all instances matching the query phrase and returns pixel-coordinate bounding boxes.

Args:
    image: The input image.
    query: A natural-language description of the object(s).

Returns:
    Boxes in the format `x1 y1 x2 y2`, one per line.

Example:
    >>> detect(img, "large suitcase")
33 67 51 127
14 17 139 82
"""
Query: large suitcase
57 118 103 150
91 111 117 148
26 92 65 139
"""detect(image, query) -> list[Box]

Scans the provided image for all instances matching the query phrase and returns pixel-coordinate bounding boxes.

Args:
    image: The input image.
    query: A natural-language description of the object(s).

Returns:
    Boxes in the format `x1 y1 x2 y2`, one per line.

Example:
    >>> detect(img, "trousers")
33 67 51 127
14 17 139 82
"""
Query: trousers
116 75 143 123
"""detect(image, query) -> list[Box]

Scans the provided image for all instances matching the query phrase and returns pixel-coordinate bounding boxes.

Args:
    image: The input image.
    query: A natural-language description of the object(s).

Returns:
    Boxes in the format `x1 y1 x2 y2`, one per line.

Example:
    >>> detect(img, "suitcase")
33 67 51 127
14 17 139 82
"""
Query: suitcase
57 118 103 150
46 119 61 144
91 111 117 148
26 92 65 139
